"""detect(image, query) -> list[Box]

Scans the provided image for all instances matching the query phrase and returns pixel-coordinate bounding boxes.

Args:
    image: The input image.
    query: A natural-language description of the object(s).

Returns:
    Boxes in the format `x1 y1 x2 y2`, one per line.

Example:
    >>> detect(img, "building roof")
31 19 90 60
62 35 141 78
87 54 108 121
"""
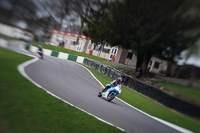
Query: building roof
51 30 90 40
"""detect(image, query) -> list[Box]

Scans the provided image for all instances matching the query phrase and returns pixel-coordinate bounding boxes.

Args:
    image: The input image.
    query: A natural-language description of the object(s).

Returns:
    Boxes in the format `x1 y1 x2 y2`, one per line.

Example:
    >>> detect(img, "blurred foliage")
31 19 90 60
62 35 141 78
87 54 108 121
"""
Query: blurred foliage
0 0 200 77
0 0 99 35
82 0 200 77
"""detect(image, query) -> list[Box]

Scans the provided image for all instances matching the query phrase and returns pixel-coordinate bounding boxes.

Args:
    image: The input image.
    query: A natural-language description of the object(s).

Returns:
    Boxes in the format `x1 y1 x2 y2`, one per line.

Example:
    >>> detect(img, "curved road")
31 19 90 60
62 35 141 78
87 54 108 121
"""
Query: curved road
9 42 182 133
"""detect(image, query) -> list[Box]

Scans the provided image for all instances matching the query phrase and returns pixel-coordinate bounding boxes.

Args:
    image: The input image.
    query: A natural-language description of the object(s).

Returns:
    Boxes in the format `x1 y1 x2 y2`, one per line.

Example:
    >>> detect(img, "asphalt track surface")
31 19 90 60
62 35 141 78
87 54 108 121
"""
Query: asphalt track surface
8 42 182 133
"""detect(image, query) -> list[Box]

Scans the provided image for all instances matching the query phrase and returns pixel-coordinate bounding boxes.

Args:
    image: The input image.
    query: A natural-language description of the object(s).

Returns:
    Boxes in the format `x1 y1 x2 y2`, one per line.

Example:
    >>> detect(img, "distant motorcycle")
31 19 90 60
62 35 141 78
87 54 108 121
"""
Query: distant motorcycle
37 50 44 59
98 85 121 101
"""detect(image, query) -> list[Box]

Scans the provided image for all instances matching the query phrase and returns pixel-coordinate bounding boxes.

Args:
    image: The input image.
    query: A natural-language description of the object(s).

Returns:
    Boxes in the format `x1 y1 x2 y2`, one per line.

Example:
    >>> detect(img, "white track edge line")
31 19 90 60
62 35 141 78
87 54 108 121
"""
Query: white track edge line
22 48 193 133
72 61 193 133
17 53 126 132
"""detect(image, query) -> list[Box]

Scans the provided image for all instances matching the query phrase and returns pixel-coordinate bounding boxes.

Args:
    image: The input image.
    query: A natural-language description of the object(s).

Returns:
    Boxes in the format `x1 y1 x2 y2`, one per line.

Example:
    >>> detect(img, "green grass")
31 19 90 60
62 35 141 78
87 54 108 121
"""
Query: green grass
28 42 200 132
0 47 123 133
29 42 111 66
196 79 200 84
82 65 200 133
157 81 200 103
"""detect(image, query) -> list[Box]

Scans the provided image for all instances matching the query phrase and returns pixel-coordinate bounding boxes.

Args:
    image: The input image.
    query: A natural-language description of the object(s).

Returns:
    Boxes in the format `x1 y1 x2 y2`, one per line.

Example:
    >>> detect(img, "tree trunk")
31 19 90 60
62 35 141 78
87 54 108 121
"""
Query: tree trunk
136 52 144 70
136 50 153 78
188 66 196 87
76 20 84 45
135 52 144 78
142 50 153 77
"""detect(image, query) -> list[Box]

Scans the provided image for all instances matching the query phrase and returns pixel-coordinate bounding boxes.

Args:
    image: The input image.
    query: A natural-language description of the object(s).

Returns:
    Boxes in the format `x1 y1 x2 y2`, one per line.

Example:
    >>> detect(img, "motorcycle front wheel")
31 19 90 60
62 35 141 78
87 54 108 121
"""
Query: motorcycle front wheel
107 92 116 101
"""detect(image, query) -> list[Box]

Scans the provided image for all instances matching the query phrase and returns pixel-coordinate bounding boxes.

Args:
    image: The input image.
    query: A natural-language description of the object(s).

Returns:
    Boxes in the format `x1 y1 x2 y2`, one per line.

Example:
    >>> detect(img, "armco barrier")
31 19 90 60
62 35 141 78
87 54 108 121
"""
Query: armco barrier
25 45 30 50
25 45 82 64
58 52 69 59
83 58 123 80
51 51 59 57
83 58 200 119
68 54 77 62
76 56 85 64
43 49 52 56
25 45 200 119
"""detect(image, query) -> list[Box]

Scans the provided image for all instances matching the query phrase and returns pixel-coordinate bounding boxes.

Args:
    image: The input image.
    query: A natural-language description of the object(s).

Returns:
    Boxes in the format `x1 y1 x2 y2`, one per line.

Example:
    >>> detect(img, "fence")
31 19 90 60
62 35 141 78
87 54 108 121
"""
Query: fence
83 58 200 119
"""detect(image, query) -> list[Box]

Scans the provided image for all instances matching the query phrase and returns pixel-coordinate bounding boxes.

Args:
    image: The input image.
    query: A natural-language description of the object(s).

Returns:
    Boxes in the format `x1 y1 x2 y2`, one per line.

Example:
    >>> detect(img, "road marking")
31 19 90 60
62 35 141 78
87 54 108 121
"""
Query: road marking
20 47 193 133
17 54 126 132
73 61 193 133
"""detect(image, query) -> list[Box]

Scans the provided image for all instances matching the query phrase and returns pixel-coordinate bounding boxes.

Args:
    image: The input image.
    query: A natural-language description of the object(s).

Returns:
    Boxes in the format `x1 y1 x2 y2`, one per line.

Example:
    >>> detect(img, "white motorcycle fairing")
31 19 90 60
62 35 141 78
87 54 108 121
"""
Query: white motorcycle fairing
101 85 121 101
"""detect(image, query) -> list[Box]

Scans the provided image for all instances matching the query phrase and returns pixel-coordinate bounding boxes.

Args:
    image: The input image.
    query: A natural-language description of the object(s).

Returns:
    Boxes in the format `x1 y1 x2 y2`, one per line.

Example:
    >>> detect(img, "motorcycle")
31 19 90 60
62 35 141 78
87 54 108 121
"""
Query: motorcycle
98 84 121 101
37 50 44 59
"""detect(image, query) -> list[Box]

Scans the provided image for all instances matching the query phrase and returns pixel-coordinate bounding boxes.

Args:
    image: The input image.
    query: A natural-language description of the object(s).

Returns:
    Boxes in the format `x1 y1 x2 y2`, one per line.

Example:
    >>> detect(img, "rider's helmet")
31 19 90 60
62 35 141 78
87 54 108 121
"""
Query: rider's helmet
38 45 43 51
117 77 122 84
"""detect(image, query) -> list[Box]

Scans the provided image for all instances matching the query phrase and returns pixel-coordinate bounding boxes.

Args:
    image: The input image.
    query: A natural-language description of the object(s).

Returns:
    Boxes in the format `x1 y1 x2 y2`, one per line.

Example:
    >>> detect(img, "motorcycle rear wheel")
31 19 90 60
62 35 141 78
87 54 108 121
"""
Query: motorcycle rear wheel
98 92 102 97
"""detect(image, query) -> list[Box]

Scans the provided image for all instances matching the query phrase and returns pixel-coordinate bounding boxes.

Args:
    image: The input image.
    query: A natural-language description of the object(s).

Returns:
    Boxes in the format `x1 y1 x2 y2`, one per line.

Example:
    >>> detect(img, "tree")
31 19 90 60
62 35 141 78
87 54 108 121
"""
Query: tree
0 0 75 35
0 0 38 26
81 0 116 57
83 0 200 77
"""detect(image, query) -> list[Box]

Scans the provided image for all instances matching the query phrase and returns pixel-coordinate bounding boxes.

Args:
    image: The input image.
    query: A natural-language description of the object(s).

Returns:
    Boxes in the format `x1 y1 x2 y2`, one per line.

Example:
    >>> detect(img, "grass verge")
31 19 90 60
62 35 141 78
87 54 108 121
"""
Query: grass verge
82 65 200 133
28 42 200 132
30 42 200 103
156 81 200 103
0 47 123 133
196 79 200 84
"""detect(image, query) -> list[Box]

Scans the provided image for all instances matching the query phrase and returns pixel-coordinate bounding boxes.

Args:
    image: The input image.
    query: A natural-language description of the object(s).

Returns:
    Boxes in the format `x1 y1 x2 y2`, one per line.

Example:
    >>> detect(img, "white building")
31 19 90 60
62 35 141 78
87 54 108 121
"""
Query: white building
50 30 91 53
50 30 168 74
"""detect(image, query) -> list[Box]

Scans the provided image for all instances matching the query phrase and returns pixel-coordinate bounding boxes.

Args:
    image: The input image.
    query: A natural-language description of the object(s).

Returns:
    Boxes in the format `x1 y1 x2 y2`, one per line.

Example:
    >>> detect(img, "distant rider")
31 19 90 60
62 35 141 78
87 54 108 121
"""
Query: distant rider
100 77 123 94
37 45 43 59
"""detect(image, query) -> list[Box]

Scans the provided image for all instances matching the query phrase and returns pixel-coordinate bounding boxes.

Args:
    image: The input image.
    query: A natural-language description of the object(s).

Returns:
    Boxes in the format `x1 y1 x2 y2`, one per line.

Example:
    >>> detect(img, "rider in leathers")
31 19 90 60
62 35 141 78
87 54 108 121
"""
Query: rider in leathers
99 77 122 94
37 45 43 59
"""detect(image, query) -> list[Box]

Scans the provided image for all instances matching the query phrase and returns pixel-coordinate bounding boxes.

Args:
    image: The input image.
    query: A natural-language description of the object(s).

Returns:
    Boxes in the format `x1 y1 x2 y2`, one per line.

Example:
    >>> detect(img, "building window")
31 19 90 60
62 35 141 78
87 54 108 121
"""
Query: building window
109 48 118 59
70 40 76 45
94 44 101 51
88 44 92 49
57 36 63 42
149 60 153 66
127 52 133 59
114 48 117 54
65 39 68 44
102 48 110 53
154 62 160 69
102 45 110 54
52 35 57 42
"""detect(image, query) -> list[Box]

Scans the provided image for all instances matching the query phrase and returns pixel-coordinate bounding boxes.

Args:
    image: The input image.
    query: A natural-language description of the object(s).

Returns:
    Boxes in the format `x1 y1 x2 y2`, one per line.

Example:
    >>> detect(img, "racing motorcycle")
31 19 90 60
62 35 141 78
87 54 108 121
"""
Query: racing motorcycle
98 84 121 101
37 49 44 59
